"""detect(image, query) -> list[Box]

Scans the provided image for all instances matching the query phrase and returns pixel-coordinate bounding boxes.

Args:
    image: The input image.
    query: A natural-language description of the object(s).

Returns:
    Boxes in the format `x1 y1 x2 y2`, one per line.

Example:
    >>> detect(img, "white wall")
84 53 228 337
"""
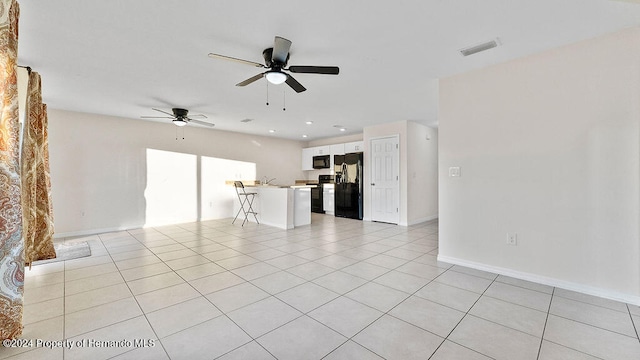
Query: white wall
439 28 640 303
407 122 438 225
48 110 305 236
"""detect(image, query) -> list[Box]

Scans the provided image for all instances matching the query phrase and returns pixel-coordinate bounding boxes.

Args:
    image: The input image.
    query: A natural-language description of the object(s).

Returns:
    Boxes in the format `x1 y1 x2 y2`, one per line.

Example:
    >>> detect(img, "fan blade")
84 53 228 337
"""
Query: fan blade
189 119 215 127
288 66 339 75
272 36 292 64
208 53 265 68
141 116 173 119
151 108 175 116
187 114 208 119
236 73 265 87
285 74 306 93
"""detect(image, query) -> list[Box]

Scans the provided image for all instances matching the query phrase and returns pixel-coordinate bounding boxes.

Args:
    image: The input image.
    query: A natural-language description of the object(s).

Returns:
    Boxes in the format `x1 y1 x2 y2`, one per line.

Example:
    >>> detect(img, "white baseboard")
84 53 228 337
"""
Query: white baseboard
407 215 438 226
53 217 226 239
437 255 640 306
368 215 438 227
53 225 144 239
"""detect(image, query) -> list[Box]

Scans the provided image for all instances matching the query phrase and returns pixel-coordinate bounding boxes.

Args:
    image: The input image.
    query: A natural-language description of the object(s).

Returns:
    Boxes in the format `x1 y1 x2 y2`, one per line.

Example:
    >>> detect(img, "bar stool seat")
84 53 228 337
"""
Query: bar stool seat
232 181 259 226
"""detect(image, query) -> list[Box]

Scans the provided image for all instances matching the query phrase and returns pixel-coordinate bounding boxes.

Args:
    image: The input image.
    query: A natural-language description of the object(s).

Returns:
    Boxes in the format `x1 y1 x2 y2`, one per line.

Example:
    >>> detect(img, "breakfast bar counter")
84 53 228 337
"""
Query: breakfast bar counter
233 185 312 229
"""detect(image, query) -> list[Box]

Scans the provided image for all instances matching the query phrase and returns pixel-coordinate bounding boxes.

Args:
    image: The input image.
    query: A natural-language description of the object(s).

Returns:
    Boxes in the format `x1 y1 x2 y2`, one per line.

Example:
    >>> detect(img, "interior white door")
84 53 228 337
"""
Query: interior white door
370 136 399 224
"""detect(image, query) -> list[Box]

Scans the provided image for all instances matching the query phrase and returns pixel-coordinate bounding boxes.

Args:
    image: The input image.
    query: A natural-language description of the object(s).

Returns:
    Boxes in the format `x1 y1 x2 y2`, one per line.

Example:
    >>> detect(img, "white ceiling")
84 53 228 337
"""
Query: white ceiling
16 0 640 140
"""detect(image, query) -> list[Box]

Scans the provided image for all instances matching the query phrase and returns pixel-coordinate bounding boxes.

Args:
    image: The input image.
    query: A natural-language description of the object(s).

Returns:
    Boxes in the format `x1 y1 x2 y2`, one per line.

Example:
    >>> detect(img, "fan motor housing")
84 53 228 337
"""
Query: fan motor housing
172 108 189 118
262 48 289 68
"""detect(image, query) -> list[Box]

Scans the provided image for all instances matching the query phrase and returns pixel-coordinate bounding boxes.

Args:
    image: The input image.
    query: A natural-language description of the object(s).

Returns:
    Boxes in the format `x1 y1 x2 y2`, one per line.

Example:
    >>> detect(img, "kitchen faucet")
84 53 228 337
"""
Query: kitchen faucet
262 176 276 185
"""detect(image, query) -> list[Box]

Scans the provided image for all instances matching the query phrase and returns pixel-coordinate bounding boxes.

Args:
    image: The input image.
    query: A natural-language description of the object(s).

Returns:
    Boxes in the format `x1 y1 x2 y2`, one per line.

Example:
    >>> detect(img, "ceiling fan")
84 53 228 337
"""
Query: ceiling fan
208 36 339 93
141 108 214 127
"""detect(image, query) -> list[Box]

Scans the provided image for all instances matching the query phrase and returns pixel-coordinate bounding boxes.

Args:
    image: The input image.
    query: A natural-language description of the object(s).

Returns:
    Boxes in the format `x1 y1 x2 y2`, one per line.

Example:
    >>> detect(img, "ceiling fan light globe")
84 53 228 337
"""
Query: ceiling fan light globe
265 71 287 85
173 119 187 127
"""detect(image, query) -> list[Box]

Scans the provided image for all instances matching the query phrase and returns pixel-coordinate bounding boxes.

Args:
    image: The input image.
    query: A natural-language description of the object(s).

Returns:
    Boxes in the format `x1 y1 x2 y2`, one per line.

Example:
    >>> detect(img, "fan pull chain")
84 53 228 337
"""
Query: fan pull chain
283 89 286 111
175 126 185 140
266 81 269 106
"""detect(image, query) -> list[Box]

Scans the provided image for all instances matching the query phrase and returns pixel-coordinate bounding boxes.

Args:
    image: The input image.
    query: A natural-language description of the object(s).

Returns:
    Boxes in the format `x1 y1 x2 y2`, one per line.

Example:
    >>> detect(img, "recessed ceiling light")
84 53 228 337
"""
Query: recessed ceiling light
305 121 313 125
302 134 308 138
340 128 346 132
268 129 276 133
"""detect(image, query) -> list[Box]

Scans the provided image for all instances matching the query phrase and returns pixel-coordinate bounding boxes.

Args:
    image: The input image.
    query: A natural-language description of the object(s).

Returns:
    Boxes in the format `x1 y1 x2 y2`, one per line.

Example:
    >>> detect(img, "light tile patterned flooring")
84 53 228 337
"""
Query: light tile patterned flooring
3 214 640 359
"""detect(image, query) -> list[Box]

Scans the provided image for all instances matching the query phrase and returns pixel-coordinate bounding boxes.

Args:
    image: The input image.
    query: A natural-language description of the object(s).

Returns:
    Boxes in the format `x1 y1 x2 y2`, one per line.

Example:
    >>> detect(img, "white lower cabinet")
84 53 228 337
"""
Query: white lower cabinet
323 184 335 215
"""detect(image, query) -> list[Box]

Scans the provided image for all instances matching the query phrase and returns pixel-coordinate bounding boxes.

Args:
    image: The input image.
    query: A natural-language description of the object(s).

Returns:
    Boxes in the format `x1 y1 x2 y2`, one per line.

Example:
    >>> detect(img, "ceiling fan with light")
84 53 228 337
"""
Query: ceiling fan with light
141 108 214 127
208 36 339 93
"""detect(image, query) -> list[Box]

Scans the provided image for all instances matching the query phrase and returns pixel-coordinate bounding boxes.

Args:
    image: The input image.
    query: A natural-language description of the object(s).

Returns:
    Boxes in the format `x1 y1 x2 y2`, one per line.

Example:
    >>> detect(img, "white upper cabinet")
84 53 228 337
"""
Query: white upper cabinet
313 146 331 156
330 143 345 156
329 144 344 173
302 147 314 171
344 141 364 153
302 141 363 171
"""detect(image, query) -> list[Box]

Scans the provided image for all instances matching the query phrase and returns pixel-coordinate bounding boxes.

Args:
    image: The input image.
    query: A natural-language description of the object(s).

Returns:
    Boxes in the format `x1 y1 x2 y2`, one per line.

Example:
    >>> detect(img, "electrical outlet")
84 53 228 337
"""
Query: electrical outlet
507 233 517 245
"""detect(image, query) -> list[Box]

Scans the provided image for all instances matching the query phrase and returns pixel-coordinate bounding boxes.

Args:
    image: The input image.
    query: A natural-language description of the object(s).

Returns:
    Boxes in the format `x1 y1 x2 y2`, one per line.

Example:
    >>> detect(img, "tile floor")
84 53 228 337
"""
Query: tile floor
2 214 640 360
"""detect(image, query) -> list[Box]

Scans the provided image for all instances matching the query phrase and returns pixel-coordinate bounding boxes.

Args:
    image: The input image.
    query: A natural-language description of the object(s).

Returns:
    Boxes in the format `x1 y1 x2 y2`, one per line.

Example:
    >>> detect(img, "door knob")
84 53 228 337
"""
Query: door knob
371 183 375 186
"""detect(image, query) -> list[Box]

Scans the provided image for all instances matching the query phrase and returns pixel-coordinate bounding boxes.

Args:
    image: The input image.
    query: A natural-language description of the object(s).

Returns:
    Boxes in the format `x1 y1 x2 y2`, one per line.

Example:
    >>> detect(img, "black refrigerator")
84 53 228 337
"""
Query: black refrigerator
334 152 363 220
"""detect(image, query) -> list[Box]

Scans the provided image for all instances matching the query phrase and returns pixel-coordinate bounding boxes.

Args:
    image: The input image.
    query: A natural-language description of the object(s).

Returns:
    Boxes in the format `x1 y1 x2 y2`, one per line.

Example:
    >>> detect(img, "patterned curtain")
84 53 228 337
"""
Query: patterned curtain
0 0 23 340
22 71 55 266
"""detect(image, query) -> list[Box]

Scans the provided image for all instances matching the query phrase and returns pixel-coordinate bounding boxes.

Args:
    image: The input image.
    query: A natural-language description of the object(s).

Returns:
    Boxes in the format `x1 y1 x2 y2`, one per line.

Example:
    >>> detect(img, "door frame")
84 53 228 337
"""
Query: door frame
368 134 400 224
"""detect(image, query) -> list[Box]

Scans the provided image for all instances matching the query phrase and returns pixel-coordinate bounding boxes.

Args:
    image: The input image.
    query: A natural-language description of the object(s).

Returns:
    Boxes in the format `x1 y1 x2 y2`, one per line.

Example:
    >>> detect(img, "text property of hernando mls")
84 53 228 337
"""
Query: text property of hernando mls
1 338 156 350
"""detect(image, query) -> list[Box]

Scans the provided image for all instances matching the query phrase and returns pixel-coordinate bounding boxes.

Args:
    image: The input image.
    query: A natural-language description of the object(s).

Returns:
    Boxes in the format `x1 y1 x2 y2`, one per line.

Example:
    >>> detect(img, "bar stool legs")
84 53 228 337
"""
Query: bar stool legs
232 181 259 226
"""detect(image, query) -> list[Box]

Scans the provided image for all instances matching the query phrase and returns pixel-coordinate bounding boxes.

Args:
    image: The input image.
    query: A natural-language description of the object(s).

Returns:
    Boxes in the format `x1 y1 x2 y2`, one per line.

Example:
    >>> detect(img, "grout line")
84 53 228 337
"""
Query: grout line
548 313 640 340
540 340 608 360
159 226 298 358
536 287 555 360
627 304 640 342
479 291 551 314
551 291 631 314
101 232 173 360
322 263 452 359
142 226 282 358
425 272 499 360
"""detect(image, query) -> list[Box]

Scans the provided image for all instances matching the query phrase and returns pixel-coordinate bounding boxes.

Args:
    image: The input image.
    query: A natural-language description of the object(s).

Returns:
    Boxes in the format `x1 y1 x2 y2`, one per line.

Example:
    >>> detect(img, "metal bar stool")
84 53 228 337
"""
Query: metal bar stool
232 181 259 226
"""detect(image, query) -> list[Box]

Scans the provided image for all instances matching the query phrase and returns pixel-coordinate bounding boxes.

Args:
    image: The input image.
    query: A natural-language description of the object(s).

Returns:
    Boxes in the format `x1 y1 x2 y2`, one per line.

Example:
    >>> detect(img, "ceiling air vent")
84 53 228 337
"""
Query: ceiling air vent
459 39 500 57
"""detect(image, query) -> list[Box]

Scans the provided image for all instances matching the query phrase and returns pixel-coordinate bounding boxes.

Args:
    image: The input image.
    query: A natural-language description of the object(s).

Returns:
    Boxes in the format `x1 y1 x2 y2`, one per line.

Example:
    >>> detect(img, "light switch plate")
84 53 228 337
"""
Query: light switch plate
449 167 461 177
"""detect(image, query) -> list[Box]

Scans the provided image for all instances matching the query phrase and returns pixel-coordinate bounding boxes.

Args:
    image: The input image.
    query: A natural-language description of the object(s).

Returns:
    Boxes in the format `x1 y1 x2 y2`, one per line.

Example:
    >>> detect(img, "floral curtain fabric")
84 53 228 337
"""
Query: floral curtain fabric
22 71 55 266
0 0 23 339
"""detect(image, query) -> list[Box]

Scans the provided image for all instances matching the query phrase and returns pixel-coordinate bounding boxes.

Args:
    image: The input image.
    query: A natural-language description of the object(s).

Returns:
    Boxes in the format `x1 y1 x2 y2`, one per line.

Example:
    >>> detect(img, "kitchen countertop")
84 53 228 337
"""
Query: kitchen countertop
247 184 316 189
226 180 317 189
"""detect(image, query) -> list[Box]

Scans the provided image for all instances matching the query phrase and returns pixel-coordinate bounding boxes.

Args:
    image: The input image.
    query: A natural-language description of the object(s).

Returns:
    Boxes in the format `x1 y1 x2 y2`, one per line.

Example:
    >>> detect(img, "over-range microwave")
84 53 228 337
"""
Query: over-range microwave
312 155 330 169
